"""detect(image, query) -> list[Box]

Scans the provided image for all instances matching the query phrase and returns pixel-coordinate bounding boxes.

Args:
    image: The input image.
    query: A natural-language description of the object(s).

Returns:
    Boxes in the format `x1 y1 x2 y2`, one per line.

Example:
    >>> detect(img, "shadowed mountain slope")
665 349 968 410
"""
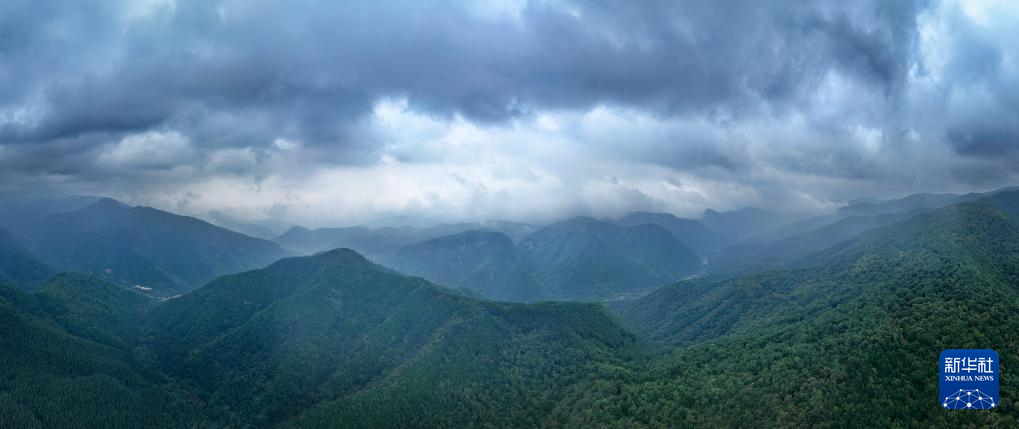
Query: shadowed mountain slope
23 198 291 295
384 230 546 302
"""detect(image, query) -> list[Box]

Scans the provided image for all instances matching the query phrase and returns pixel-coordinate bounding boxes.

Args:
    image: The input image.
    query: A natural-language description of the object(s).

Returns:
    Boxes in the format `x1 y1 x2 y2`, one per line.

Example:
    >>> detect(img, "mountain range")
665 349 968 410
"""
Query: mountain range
273 220 539 258
0 249 638 428
518 217 701 300
384 229 546 302
202 210 291 240
0 228 57 291
385 217 703 301
2 188 1019 427
9 198 292 296
600 191 1019 426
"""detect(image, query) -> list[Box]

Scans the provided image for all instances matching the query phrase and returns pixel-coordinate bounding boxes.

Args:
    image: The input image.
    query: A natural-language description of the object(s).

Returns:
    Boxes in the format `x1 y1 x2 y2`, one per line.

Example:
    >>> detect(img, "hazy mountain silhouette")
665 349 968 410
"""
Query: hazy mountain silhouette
21 198 291 295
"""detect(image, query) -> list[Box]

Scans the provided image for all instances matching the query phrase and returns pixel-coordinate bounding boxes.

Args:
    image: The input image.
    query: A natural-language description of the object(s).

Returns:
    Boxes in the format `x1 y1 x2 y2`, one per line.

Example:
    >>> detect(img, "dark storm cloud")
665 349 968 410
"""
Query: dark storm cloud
1 0 1018 220
2 0 926 140
929 2 1019 167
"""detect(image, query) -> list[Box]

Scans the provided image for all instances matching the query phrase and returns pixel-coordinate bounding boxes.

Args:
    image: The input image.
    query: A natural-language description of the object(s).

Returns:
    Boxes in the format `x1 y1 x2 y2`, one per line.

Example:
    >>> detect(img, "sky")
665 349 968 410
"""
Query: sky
1 0 1018 227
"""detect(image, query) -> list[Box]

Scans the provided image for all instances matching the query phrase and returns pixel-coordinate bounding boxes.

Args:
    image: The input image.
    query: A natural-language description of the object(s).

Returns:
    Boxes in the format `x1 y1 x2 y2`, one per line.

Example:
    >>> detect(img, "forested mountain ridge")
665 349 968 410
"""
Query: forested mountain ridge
149 248 639 427
203 210 290 240
17 198 292 296
0 228 57 292
0 195 102 233
700 207 783 245
698 186 1019 278
382 217 702 301
599 195 1019 427
615 211 719 250
3 192 1019 427
274 221 538 259
34 273 157 350
622 196 1019 344
384 229 546 302
2 252 639 428
0 278 199 428
704 210 919 276
517 217 701 300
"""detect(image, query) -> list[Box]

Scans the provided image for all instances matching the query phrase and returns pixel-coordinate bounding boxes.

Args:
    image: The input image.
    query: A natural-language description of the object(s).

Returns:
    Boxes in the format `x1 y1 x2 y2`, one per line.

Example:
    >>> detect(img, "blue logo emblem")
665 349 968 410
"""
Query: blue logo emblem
940 349 999 409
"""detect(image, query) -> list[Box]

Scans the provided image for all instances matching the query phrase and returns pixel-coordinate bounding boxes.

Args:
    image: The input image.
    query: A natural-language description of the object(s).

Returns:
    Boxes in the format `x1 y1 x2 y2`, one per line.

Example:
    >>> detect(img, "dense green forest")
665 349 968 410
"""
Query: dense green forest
3 192 1019 427
0 280 198 428
606 198 1019 427
149 248 639 427
9 0 1019 425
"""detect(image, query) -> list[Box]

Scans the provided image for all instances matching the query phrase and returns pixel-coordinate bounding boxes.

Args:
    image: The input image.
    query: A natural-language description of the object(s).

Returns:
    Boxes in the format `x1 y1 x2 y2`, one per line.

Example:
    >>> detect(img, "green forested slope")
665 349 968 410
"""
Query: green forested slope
6 194 1019 428
602 198 1019 427
0 281 198 428
150 249 639 428
34 273 156 350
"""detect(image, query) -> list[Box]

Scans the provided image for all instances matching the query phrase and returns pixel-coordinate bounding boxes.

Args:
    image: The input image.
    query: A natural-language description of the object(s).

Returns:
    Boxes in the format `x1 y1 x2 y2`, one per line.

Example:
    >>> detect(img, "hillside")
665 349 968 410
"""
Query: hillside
705 210 918 276
385 230 546 302
0 195 101 233
23 199 292 295
701 207 783 245
34 273 157 350
520 217 701 300
836 191 980 217
0 280 198 428
150 249 637 427
275 221 537 259
616 211 719 250
204 210 288 240
0 229 57 292
601 196 1019 426
3 195 1019 427
273 224 474 258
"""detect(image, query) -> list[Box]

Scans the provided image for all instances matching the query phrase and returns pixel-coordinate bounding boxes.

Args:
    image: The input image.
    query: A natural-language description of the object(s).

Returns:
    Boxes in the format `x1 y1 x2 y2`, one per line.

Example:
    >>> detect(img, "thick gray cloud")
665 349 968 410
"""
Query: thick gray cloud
1 0 1017 225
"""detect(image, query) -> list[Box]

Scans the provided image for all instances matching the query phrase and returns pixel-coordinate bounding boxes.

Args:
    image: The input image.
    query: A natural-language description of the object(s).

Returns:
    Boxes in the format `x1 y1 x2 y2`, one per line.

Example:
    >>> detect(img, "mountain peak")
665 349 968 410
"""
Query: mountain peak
78 197 131 214
310 247 375 266
451 228 513 240
280 225 312 236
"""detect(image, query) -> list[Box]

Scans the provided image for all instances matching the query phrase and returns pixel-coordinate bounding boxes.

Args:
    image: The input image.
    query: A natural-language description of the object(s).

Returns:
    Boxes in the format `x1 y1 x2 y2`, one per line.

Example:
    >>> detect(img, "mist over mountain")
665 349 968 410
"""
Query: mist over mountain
3 190 1019 426
519 217 702 300
384 230 545 302
4 0 1019 427
0 229 57 292
615 211 719 251
201 210 291 240
150 249 636 427
8 198 292 296
273 221 538 259
0 196 103 232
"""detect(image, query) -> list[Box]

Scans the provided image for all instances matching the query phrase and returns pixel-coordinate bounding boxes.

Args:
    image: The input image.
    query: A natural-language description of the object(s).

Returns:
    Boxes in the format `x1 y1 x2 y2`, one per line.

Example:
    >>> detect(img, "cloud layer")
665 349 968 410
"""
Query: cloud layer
1 0 1018 226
